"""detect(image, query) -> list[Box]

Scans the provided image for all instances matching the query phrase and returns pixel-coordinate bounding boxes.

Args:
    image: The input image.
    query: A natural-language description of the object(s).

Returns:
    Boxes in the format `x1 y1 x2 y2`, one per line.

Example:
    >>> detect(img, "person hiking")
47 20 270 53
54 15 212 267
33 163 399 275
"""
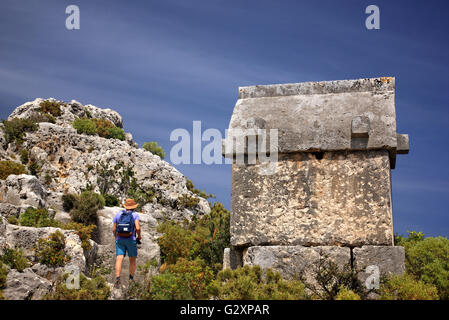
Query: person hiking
112 198 142 287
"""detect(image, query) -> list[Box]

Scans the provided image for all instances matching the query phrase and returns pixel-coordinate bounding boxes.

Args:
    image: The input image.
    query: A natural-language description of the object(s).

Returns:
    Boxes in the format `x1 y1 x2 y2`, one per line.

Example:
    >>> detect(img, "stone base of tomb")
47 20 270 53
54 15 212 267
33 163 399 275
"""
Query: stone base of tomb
223 245 405 292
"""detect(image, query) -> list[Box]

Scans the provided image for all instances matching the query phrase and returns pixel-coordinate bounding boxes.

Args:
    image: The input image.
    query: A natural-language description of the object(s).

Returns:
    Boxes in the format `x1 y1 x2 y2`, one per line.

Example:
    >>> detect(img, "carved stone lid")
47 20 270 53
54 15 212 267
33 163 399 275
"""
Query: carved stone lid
225 77 409 166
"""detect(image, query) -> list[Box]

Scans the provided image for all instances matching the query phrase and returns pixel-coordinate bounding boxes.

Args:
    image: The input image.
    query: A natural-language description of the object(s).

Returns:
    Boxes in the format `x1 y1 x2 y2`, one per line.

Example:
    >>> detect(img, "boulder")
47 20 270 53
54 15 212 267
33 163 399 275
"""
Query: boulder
1 174 47 208
243 245 351 284
3 268 52 300
4 224 88 273
353 245 405 286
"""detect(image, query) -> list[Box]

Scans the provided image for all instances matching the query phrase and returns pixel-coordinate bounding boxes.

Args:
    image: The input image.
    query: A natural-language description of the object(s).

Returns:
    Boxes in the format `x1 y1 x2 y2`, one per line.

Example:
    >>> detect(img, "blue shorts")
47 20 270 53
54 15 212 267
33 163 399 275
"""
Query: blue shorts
116 239 137 257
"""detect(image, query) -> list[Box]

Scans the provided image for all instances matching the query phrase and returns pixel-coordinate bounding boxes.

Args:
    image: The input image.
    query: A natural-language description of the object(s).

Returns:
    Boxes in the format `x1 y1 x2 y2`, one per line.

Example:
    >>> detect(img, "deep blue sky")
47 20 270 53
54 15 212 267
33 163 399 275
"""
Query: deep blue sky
0 0 448 237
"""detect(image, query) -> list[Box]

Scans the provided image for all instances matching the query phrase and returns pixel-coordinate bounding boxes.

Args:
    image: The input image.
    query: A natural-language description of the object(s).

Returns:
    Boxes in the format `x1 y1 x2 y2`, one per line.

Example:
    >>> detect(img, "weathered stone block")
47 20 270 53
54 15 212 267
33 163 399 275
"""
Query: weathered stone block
353 245 405 285
229 78 398 154
242 245 351 282
231 150 394 247
223 247 243 270
351 116 370 138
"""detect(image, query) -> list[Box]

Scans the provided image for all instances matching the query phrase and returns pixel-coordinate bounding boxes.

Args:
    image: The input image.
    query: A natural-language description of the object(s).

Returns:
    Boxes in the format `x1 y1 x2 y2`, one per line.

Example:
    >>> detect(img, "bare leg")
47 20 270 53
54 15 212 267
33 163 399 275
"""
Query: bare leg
129 256 137 277
115 255 124 278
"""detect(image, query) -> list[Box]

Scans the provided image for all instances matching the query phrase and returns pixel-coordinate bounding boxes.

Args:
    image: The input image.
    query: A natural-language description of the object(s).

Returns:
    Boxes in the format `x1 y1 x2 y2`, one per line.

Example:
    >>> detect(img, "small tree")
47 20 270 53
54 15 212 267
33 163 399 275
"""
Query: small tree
70 191 105 225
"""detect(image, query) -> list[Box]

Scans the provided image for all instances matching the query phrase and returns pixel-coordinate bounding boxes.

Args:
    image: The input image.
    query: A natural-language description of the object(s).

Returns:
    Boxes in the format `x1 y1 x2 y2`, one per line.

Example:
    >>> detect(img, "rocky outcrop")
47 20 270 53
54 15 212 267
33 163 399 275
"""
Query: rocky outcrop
1 174 47 208
0 98 212 299
3 268 52 300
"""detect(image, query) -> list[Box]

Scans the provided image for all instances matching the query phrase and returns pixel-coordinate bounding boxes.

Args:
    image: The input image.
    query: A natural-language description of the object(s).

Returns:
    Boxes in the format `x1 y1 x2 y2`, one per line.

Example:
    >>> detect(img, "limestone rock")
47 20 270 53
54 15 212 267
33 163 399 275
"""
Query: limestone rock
353 245 405 285
1 174 47 208
4 224 88 273
3 268 52 300
223 247 243 270
54 211 71 224
243 245 351 283
231 150 394 247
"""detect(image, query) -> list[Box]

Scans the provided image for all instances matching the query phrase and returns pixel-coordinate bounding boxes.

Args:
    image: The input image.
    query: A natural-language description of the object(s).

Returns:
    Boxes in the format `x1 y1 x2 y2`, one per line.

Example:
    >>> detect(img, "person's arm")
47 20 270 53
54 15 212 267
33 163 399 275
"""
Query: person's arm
112 222 116 237
135 219 141 240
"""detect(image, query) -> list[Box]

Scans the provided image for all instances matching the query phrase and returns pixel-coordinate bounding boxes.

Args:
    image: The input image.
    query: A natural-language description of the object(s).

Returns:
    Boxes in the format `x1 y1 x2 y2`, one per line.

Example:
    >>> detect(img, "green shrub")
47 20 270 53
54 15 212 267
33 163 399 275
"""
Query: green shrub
73 118 97 135
379 273 439 300
28 111 56 124
6 215 18 225
395 231 449 299
186 178 215 199
70 191 105 225
157 221 193 265
91 118 115 138
1 118 38 145
107 126 126 141
208 266 307 300
44 172 52 185
146 258 215 300
302 255 367 300
35 230 70 267
103 193 120 207
157 202 230 272
19 207 59 228
177 194 200 209
0 247 30 272
142 141 165 159
62 193 78 212
19 149 29 164
406 237 449 299
0 160 27 180
27 157 41 176
335 286 361 300
0 261 8 289
61 222 96 251
45 273 110 300
39 100 62 117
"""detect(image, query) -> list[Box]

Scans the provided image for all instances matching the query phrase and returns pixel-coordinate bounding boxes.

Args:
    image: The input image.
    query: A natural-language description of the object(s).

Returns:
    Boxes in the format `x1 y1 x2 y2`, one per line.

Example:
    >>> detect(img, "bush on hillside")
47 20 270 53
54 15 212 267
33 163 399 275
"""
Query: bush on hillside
103 193 120 207
186 178 215 199
144 258 214 300
106 126 125 141
379 273 439 300
39 100 62 117
45 273 110 300
19 207 59 228
208 266 307 300
1 118 38 145
19 149 29 164
35 230 70 267
91 118 115 138
73 118 97 135
0 160 27 180
62 193 78 212
142 141 165 159
60 222 96 251
69 191 105 225
0 247 30 272
395 231 449 299
0 261 8 288
28 111 56 124
157 202 230 273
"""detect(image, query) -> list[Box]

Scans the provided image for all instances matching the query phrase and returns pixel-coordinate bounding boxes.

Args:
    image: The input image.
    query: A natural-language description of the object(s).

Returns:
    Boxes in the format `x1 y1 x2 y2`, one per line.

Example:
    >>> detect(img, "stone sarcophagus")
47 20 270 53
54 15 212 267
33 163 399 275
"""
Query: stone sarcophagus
222 77 409 283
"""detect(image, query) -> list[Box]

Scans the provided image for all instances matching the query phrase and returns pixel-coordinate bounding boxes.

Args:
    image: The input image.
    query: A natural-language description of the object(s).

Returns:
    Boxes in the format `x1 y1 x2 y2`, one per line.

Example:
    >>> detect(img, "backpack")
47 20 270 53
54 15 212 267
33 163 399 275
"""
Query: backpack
116 210 135 238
